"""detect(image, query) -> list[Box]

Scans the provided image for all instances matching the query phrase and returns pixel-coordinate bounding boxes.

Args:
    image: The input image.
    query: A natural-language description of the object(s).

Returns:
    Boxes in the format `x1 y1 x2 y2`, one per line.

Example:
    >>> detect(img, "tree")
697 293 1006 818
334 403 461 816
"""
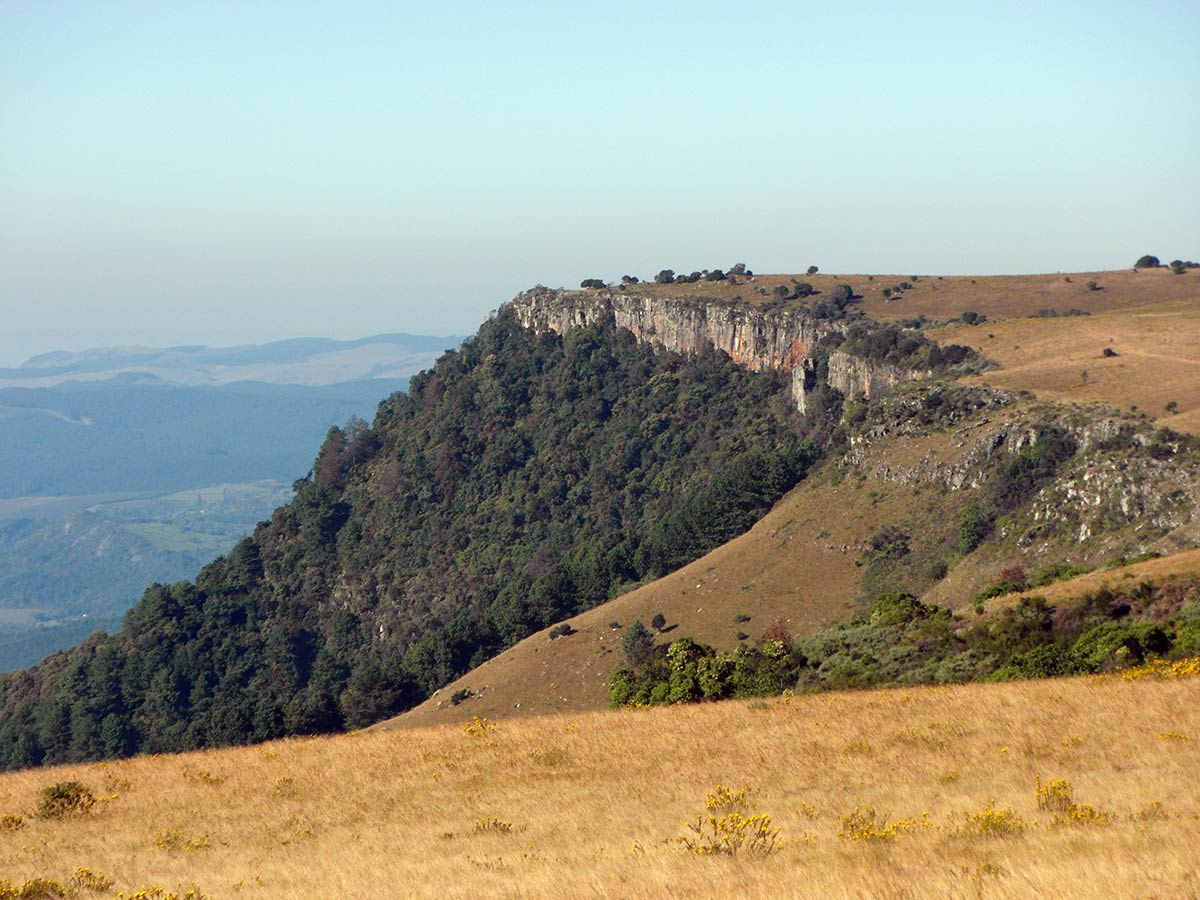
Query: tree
622 620 655 667
655 269 675 284
829 284 855 305
1134 255 1160 269
651 612 667 632
807 265 819 275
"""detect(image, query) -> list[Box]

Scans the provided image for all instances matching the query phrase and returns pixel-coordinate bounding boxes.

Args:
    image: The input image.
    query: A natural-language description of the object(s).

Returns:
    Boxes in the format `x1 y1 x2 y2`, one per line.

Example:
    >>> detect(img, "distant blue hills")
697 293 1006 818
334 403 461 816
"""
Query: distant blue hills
2 332 463 388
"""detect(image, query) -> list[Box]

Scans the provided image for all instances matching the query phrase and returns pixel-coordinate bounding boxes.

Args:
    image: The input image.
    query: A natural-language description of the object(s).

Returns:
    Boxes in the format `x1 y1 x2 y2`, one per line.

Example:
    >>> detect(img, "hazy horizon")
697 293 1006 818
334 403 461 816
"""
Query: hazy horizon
3 2 1197 366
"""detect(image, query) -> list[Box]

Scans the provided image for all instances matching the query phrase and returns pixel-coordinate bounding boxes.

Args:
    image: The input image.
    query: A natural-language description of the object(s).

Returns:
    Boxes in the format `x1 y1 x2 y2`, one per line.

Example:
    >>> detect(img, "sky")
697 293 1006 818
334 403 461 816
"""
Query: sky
2 1 1198 366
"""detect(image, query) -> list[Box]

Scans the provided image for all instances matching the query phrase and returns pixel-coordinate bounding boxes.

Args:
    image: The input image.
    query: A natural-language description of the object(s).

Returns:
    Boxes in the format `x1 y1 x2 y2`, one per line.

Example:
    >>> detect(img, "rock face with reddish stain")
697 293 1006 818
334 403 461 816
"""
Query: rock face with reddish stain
505 286 922 411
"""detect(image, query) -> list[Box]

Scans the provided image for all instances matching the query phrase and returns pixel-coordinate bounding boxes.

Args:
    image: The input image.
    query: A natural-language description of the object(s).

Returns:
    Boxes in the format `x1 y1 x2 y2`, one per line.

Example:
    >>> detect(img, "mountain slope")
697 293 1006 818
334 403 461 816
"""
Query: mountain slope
389 380 1200 729
0 313 824 769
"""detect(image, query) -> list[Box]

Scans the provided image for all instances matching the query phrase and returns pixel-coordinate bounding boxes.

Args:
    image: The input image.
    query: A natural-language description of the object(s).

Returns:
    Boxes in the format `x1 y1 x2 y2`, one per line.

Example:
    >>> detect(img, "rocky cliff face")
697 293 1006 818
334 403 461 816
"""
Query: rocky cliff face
506 287 917 410
826 351 927 407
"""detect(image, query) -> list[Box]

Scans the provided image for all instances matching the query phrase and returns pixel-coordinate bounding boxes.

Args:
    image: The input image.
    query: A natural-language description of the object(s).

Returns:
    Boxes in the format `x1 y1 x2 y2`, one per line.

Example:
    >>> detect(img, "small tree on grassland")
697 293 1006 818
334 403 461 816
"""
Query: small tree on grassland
622 620 655 667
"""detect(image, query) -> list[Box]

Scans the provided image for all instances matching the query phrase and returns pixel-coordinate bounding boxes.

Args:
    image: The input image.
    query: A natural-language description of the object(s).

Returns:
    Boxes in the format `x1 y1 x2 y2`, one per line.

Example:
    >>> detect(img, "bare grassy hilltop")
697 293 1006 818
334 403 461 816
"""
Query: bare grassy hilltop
1 667 1196 898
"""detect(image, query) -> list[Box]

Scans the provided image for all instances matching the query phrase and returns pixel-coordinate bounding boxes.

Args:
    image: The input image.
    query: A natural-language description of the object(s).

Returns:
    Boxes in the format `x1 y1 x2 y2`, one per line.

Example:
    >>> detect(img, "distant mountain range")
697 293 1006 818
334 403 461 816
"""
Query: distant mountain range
0 330 461 671
0 332 462 388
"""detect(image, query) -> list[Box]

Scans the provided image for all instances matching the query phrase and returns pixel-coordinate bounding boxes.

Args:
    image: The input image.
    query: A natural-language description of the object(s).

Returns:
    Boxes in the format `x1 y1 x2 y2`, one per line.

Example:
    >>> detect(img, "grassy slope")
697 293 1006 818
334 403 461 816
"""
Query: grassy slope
1 673 1196 898
930 296 1200 434
391 472 927 727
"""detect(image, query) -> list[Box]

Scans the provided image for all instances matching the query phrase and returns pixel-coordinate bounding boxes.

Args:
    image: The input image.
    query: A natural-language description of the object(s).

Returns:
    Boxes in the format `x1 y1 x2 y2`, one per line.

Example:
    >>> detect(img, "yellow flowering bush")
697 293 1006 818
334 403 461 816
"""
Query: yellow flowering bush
959 800 1026 837
839 806 926 841
678 786 781 856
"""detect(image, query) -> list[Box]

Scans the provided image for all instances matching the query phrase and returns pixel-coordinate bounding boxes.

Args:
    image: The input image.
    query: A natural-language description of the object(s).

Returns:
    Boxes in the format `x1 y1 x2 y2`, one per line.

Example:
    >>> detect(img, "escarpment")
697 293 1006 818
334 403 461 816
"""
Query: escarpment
506 286 926 410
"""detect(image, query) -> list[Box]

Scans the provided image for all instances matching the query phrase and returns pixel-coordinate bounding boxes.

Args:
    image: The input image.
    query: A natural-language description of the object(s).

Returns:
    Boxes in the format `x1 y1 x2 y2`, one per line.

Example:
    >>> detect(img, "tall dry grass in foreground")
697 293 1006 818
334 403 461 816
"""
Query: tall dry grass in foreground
1 671 1197 899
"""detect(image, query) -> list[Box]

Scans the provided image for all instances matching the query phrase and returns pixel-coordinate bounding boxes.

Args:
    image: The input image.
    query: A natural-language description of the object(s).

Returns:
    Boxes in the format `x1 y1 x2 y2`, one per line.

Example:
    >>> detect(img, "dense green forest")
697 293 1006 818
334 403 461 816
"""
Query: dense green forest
0 313 833 769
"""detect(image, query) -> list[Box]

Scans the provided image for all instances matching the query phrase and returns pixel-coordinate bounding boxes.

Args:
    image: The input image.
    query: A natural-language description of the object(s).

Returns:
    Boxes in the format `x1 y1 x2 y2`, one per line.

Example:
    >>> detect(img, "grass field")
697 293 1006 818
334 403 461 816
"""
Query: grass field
927 297 1200 434
1 670 1196 899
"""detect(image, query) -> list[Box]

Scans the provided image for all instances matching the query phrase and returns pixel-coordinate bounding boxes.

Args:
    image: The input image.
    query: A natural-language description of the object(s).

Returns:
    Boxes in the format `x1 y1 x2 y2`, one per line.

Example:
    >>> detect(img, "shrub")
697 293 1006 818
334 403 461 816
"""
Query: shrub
729 263 747 275
998 566 1027 588
960 310 986 325
838 806 921 841
1086 280 1101 291
960 799 1026 836
807 265 819 275
1035 774 1073 813
829 284 855 303
548 623 575 640
793 282 813 297
704 269 727 282
651 612 667 631
654 269 675 284
763 618 793 650
621 620 655 667
869 592 933 627
678 786 781 856
1070 621 1170 672
1102 347 1118 357
869 525 911 559
37 781 96 819
620 274 639 284
0 878 69 898
579 278 606 289
1134 255 1160 268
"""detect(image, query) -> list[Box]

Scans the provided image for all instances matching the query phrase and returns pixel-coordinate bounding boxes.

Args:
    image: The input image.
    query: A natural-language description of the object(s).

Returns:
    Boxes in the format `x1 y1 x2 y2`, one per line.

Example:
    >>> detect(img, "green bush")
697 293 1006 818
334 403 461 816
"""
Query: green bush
37 781 95 819
621 620 655 667
1177 601 1200 653
1070 621 1171 672
869 592 933 627
957 504 992 554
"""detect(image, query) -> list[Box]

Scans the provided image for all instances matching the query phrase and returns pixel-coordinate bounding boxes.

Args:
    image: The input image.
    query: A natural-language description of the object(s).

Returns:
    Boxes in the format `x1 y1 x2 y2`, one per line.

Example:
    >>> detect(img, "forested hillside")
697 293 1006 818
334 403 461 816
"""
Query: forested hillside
0 313 829 769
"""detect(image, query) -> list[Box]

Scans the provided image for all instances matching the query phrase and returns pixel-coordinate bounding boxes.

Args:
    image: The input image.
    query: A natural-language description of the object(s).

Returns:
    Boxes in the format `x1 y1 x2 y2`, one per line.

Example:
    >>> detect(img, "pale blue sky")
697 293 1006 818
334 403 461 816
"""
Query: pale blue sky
2 1 1197 365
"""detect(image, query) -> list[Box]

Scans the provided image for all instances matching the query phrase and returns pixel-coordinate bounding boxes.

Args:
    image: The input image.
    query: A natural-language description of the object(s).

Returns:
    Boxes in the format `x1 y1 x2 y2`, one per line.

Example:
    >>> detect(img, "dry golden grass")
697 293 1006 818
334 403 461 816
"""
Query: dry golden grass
927 297 1200 434
611 267 1198 323
1 674 1197 898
